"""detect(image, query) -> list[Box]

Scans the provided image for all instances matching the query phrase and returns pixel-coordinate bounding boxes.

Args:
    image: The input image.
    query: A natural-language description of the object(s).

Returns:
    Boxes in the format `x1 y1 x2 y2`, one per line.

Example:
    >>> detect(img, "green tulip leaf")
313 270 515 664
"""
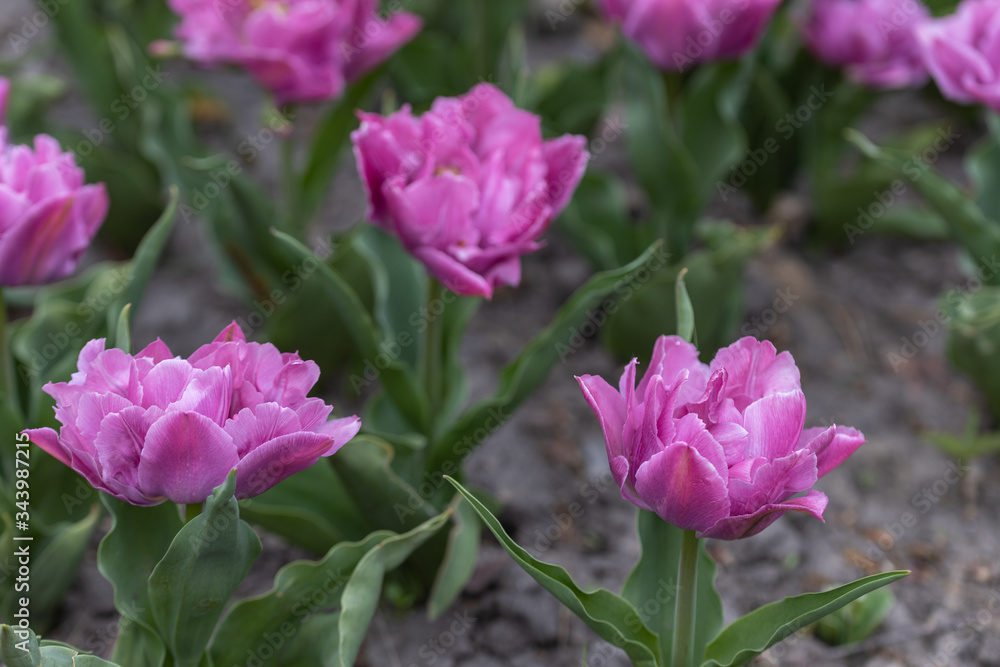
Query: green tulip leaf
848 130 1000 282
147 470 262 667
293 74 378 230
427 493 482 619
98 497 184 632
701 570 908 667
239 461 370 554
108 619 165 667
210 532 387 667
675 269 696 345
272 230 429 433
1 625 41 667
425 241 667 477
26 505 102 629
446 478 660 667
336 512 452 666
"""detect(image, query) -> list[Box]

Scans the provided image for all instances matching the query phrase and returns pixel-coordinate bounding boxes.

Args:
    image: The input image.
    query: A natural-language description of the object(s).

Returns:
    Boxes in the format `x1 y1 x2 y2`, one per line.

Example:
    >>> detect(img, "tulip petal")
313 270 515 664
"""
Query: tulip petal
634 443 730 533
316 415 362 452
225 403 301 458
710 337 801 410
700 490 828 540
137 412 238 504
637 335 707 400
542 133 589 215
799 425 866 477
743 390 806 460
577 374 627 461
235 431 337 499
25 427 72 467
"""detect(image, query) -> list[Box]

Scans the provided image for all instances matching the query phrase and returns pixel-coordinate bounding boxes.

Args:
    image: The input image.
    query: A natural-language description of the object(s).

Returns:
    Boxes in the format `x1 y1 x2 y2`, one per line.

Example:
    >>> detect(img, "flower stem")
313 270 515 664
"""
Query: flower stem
423 279 444 435
280 112 300 231
672 529 700 667
185 502 203 523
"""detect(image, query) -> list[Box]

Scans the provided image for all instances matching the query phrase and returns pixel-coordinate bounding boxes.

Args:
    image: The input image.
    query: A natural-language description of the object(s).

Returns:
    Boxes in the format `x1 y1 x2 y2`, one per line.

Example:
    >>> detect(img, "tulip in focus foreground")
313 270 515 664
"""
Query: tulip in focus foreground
595 0 782 71
0 130 108 287
917 0 1000 112
352 83 589 298
26 323 361 505
578 336 865 539
166 0 422 105
800 0 930 89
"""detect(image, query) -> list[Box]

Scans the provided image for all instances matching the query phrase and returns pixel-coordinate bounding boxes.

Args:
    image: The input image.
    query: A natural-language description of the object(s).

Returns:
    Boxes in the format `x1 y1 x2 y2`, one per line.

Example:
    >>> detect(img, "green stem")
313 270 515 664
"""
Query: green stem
280 117 299 231
0 289 19 416
672 529 700 667
423 279 444 436
185 502 203 523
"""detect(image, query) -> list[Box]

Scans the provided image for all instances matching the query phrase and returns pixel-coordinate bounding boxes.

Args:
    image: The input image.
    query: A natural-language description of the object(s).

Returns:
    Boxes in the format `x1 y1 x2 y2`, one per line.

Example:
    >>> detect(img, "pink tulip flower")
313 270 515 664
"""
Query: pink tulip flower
800 0 930 89
917 0 1000 111
352 83 589 298
166 0 422 105
26 323 361 506
0 130 108 287
577 336 865 540
596 0 782 71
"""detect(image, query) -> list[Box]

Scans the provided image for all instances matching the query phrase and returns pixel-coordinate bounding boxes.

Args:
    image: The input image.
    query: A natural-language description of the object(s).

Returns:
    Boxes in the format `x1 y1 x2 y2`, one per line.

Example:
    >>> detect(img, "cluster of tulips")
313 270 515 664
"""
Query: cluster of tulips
2 0 1000 665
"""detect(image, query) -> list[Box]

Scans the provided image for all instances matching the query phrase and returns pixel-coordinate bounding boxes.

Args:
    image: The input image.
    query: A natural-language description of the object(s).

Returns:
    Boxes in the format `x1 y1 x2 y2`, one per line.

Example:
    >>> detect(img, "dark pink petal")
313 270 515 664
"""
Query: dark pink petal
700 490 828 540
81 348 141 401
742 390 806 460
637 335 708 403
225 403 302 458
412 246 493 297
727 450 818 516
168 366 233 426
94 406 160 492
542 134 589 214
634 443 730 533
710 337 801 410
140 358 194 409
76 392 133 440
798 425 866 477
25 427 72 467
577 374 628 461
235 431 337 499
342 11 423 81
673 413 727 480
137 412 238 505
271 359 320 406
136 339 175 365
316 415 362 453
383 173 480 250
